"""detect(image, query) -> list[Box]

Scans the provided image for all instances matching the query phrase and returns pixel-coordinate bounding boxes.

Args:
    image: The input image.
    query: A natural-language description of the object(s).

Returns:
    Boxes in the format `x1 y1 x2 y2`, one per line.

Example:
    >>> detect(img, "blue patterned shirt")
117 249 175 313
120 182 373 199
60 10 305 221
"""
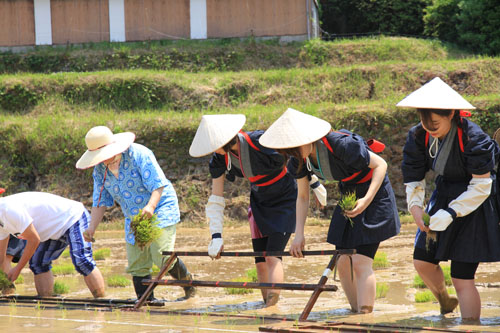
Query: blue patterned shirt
92 143 180 245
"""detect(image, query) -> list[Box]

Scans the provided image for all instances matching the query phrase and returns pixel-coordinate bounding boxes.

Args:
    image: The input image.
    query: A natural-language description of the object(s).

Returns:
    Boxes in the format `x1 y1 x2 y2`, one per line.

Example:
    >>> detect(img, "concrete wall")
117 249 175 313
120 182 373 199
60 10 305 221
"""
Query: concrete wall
0 0 317 47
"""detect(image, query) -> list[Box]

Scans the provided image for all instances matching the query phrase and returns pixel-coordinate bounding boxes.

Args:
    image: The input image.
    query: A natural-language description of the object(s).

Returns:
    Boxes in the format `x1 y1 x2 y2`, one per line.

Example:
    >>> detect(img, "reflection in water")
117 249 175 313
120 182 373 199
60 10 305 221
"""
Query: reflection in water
0 223 498 332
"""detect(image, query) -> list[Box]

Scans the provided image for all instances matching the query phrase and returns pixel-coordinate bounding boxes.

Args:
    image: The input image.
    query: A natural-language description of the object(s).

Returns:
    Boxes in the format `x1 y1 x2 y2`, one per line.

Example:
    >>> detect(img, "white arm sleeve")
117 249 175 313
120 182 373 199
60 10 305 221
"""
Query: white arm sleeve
405 179 426 211
205 194 225 235
309 175 327 206
449 177 492 218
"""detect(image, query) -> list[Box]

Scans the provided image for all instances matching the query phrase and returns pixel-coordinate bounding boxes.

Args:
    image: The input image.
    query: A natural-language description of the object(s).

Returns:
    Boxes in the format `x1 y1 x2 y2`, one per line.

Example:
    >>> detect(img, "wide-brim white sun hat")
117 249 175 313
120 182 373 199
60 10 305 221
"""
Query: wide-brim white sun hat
396 77 475 110
259 108 331 149
76 126 135 169
189 114 246 157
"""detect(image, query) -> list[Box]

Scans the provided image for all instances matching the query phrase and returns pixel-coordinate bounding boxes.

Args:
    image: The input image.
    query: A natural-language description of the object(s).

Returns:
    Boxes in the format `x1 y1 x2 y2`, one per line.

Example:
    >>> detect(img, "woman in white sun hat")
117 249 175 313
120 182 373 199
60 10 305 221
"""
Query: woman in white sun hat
260 108 400 314
76 126 195 302
399 77 500 320
190 114 324 306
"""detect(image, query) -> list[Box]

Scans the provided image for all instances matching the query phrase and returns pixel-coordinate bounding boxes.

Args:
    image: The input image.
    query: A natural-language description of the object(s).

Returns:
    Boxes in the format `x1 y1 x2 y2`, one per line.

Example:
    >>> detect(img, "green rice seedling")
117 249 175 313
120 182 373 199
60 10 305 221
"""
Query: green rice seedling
339 192 357 227
52 263 75 276
376 282 389 299
152 264 160 275
130 210 162 250
225 277 254 295
413 274 426 288
93 248 111 260
415 290 435 303
53 281 70 294
246 267 258 282
373 251 390 269
61 249 70 258
15 275 24 284
107 275 131 287
0 270 15 294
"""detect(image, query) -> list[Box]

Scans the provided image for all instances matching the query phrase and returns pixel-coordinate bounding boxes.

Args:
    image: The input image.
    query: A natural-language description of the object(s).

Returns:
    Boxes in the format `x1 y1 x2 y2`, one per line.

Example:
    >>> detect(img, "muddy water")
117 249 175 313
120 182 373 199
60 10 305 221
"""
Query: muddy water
1 222 500 332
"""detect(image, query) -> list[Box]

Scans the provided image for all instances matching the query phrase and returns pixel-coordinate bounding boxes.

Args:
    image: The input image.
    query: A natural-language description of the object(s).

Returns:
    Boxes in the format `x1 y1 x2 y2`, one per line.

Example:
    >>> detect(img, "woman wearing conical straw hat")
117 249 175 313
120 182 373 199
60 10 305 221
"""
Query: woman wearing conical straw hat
190 114 326 306
260 108 400 313
398 77 500 321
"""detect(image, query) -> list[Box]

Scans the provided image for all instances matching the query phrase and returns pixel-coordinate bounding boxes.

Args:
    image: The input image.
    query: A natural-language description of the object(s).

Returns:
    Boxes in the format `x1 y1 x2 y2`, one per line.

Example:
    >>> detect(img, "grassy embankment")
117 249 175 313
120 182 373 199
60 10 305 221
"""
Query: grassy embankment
1 37 499 225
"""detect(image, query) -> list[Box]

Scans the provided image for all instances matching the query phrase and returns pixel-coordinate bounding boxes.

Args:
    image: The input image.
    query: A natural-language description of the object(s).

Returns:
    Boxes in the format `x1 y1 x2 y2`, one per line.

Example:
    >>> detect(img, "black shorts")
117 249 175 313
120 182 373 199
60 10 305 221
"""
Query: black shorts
336 243 380 259
413 247 479 280
252 232 291 263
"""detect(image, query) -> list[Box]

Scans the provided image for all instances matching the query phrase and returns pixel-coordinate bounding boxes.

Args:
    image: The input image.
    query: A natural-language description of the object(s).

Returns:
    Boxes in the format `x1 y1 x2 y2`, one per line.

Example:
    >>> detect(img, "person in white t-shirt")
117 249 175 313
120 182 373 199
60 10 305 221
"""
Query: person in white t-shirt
0 191 105 298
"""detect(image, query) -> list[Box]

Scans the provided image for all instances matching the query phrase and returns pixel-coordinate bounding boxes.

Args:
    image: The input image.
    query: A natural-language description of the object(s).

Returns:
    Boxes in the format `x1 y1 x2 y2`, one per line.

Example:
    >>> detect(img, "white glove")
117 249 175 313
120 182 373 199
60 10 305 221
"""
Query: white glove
208 238 223 258
206 194 225 258
449 177 492 218
429 209 453 231
405 180 426 211
309 175 327 206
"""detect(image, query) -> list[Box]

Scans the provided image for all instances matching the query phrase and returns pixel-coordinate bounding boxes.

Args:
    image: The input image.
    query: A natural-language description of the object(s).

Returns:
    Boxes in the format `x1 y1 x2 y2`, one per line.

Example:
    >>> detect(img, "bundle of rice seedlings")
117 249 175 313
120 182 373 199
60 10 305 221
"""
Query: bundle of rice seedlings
130 210 162 250
423 213 437 250
339 192 357 227
0 270 15 295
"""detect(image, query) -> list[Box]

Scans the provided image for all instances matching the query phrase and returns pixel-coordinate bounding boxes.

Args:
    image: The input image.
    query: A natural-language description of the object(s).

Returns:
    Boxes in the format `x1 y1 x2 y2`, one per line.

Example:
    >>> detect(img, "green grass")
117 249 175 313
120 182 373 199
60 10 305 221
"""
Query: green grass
0 37 470 74
2 58 499 113
107 275 131 287
245 268 258 282
376 282 389 299
61 249 70 258
53 281 70 294
15 275 24 284
225 277 254 295
415 290 434 303
225 268 259 295
373 251 390 269
51 263 75 276
93 248 111 260
152 265 160 275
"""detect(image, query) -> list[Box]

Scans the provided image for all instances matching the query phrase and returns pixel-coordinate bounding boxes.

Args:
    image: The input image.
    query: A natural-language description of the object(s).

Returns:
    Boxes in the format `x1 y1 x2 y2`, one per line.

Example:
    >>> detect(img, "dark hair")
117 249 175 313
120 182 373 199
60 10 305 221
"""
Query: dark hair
417 108 461 131
221 135 238 153
276 147 304 171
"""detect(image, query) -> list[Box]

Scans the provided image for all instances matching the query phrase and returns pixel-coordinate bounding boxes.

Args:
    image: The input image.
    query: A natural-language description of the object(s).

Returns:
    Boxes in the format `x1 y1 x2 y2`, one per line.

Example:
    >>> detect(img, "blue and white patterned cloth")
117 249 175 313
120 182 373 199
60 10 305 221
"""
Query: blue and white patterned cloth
92 143 180 245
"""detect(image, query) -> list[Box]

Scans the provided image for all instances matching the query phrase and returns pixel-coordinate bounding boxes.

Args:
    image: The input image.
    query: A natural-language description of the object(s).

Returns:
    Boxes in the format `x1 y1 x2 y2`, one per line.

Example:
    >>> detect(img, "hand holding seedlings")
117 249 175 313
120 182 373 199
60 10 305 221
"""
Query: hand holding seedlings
339 192 357 227
130 209 162 250
423 213 437 251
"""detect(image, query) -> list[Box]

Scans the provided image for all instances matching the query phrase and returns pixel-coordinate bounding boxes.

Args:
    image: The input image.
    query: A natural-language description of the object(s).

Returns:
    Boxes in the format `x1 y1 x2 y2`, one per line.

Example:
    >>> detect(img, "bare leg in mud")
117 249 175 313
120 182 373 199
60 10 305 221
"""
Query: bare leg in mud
34 271 54 296
453 278 480 321
256 262 268 301
264 256 283 306
338 255 375 313
413 260 458 314
338 255 358 311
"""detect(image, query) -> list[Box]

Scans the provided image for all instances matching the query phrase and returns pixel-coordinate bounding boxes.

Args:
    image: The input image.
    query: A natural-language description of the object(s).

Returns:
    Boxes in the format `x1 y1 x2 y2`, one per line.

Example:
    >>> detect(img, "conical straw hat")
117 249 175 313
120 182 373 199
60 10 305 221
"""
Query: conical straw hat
76 126 135 169
396 77 475 110
189 114 246 157
260 108 331 149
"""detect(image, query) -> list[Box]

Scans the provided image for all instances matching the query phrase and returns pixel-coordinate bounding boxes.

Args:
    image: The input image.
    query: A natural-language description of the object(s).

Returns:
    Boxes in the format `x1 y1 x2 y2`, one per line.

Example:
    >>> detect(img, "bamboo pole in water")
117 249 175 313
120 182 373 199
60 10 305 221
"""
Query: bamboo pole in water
141 279 338 292
162 250 355 257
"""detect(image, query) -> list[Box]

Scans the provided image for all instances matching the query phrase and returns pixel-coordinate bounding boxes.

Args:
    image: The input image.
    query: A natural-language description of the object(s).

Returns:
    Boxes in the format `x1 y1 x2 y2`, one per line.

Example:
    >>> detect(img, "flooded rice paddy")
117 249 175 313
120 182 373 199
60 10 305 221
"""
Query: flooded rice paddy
1 222 500 332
